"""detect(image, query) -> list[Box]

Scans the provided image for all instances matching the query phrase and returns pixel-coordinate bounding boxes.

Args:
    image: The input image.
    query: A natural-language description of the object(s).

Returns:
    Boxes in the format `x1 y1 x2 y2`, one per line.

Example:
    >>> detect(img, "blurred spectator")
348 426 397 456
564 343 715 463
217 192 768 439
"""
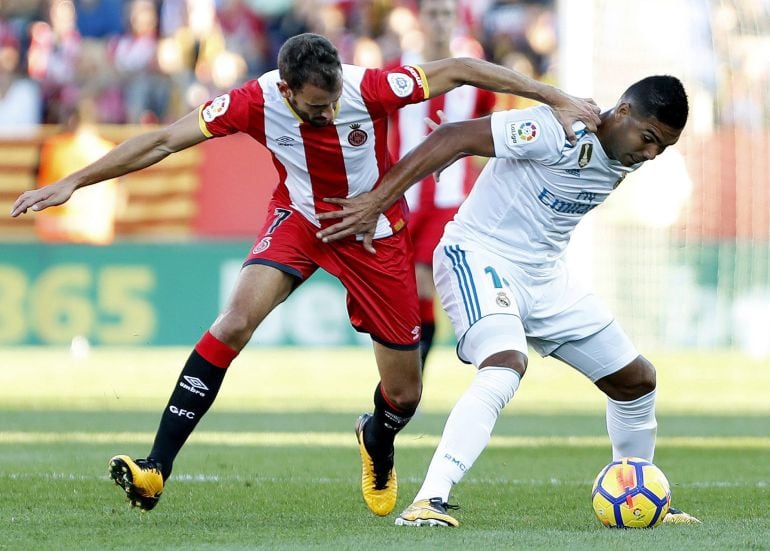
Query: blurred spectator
0 23 42 135
74 39 124 123
217 0 269 76
74 0 123 38
110 0 171 123
27 0 82 123
35 98 120 244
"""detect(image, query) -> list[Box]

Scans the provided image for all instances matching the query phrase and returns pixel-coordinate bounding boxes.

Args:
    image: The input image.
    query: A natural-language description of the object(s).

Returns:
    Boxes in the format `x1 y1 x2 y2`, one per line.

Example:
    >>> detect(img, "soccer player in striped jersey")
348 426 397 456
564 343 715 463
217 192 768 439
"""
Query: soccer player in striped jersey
317 75 700 526
388 0 497 370
11 33 600 516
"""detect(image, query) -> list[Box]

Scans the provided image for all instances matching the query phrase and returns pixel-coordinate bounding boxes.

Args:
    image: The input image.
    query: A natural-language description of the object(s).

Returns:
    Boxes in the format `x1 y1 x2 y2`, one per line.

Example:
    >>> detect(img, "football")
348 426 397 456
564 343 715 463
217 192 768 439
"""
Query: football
591 457 671 528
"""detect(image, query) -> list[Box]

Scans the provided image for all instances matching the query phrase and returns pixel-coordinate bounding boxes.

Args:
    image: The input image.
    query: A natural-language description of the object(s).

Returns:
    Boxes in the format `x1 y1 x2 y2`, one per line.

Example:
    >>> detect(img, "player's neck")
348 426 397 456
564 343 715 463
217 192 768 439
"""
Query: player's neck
423 43 451 61
595 110 615 157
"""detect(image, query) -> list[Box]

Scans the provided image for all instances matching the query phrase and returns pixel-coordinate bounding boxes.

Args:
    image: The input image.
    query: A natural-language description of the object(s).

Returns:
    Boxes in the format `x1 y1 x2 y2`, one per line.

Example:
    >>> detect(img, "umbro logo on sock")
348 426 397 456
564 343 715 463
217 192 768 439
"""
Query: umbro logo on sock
180 376 209 397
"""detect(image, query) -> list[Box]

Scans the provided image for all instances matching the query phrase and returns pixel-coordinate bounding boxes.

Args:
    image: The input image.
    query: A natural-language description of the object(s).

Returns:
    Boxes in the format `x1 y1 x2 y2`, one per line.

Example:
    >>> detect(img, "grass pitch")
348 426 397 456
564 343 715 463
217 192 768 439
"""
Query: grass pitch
1 347 768 550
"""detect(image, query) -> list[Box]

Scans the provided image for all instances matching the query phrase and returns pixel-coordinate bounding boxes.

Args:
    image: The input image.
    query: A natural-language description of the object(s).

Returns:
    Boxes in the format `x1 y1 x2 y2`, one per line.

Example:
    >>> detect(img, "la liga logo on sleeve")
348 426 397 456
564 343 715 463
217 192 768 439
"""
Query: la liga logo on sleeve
202 94 231 122
516 121 539 142
387 73 415 98
506 120 539 146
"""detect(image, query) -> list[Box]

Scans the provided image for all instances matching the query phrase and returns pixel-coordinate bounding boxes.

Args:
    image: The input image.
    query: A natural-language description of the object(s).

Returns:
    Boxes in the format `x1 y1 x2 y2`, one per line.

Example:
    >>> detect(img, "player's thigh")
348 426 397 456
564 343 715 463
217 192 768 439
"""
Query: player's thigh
433 242 528 365
333 230 422 349
548 320 640 383
212 263 297 347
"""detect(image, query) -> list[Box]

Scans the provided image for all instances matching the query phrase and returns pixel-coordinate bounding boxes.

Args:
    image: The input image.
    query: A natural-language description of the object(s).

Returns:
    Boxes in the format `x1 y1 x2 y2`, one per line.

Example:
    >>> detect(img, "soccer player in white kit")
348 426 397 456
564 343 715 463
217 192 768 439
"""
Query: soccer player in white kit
11 33 603 518
317 75 700 526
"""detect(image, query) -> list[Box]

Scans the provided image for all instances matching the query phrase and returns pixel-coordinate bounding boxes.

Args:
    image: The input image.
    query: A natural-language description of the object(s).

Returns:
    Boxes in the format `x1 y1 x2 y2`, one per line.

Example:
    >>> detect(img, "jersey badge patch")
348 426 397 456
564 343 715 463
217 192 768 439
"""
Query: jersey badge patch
347 123 368 146
387 72 415 98
496 291 511 308
578 143 593 167
252 237 272 254
515 120 539 143
202 94 231 122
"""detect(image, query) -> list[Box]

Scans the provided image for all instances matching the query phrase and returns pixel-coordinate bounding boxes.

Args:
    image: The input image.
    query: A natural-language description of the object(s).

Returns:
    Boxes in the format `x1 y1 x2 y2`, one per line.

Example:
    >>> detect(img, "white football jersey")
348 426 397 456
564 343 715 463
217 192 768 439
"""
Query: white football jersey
443 105 638 271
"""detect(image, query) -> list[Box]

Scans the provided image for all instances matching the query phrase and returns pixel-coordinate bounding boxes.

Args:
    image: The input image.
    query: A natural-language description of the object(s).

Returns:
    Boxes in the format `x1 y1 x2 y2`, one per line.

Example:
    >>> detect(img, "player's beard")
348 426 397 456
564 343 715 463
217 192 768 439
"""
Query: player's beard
289 100 333 127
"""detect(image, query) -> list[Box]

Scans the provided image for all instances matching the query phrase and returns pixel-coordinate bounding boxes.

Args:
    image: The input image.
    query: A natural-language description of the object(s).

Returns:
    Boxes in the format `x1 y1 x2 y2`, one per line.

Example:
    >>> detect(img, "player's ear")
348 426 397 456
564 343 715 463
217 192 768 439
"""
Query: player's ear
277 81 291 99
614 102 632 120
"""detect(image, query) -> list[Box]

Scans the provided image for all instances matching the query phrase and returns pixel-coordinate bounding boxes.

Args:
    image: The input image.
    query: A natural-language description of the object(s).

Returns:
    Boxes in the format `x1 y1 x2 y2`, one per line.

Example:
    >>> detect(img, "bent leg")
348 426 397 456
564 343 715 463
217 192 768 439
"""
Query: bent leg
414 315 528 503
149 264 296 476
550 323 657 461
598 356 657 461
361 343 422 460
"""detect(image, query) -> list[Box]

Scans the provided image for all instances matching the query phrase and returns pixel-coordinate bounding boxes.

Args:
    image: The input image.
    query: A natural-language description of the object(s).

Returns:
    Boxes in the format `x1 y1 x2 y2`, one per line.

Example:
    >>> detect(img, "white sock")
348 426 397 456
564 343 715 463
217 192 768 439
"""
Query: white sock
414 367 520 503
606 390 657 461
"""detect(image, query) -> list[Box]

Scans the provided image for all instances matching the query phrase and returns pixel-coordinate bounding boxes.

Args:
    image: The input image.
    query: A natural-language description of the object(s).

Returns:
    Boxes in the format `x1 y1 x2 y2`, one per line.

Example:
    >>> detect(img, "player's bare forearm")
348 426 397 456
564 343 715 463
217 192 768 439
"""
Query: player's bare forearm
11 110 206 217
421 58 600 142
316 117 494 247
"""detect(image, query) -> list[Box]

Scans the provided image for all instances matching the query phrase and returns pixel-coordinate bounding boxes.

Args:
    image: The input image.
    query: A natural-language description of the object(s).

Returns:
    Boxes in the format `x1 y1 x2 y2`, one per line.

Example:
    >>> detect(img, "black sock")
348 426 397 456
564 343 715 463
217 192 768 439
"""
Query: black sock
149 350 228 479
364 383 417 460
419 322 436 371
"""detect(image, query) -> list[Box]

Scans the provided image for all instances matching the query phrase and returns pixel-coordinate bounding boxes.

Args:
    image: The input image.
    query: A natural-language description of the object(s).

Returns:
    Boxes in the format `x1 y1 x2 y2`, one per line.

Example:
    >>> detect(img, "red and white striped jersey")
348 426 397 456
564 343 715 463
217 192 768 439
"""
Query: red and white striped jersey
388 52 496 211
198 63 430 239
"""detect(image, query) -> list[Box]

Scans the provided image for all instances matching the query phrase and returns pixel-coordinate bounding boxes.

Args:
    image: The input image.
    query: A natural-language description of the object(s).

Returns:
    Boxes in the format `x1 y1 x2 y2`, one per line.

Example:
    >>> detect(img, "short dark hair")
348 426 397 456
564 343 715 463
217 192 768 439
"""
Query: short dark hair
621 75 689 130
277 33 342 92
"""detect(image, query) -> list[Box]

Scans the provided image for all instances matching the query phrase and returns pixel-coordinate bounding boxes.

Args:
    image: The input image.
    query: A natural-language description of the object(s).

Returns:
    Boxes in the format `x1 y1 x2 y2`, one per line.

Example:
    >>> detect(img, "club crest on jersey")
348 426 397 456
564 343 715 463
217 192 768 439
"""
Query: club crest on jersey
202 94 230 122
252 237 272 254
347 123 368 146
387 72 414 98
496 292 511 307
411 325 421 341
578 143 593 168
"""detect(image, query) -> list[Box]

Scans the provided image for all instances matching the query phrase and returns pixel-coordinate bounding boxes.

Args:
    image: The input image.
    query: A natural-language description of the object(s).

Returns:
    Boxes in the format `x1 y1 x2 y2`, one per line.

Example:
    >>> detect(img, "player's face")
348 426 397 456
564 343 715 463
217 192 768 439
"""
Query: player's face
281 81 342 127
603 103 682 167
420 0 457 46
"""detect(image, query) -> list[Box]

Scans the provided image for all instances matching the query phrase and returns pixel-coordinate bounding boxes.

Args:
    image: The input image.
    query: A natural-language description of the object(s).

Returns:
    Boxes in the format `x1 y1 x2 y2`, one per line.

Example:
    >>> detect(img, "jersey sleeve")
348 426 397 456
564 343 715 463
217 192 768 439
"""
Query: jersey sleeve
489 106 565 164
198 81 262 139
359 65 430 119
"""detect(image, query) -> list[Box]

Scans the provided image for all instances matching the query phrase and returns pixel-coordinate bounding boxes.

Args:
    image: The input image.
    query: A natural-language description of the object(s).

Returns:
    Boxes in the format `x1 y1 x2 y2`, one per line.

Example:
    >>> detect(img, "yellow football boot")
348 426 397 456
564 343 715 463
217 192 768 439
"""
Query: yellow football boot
662 507 702 525
355 413 397 516
108 455 164 511
395 497 460 527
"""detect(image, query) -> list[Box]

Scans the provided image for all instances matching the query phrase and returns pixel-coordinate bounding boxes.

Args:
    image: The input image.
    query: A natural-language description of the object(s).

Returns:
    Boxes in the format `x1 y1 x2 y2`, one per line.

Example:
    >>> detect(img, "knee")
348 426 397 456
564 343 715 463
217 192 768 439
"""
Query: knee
599 356 656 401
479 350 528 379
380 379 422 411
211 310 257 351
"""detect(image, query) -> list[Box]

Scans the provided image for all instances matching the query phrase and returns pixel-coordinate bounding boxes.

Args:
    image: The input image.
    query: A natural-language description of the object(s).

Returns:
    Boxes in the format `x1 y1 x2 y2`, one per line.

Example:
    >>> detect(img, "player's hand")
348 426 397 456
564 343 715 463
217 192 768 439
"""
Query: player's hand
550 92 601 145
425 110 450 181
425 109 448 132
316 193 382 253
10 181 76 217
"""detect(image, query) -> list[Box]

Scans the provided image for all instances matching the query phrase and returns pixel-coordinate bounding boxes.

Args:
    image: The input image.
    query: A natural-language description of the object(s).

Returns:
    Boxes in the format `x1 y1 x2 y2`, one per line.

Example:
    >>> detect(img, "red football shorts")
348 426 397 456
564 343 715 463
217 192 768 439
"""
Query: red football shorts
244 202 421 349
408 206 458 266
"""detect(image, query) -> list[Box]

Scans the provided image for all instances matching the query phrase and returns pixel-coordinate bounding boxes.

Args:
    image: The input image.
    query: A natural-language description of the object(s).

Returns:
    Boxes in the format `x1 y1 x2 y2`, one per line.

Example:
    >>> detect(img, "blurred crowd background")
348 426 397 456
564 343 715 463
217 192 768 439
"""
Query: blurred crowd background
0 0 565 129
0 0 768 130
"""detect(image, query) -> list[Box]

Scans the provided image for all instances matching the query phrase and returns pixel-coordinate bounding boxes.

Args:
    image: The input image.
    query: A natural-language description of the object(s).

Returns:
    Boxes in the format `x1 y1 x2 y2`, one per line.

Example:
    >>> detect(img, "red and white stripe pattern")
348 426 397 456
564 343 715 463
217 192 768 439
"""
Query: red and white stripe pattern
199 64 430 239
388 53 496 211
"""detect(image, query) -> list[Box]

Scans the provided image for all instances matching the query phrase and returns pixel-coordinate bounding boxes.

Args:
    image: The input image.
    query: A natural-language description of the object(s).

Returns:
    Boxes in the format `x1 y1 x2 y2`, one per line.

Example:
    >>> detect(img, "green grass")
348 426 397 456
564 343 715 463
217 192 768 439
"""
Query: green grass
0 347 769 550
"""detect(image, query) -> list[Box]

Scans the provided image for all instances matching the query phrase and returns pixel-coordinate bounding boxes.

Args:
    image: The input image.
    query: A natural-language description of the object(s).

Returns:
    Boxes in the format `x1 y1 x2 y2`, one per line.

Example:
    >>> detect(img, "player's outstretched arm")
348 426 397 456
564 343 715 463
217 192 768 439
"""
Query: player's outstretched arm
420 57 600 144
10 110 207 217
317 116 495 252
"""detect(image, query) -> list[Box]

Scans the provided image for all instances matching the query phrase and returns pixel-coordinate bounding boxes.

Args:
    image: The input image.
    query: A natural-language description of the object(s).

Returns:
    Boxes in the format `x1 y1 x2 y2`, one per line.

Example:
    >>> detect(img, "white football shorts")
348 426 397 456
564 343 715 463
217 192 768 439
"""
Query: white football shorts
433 240 639 381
